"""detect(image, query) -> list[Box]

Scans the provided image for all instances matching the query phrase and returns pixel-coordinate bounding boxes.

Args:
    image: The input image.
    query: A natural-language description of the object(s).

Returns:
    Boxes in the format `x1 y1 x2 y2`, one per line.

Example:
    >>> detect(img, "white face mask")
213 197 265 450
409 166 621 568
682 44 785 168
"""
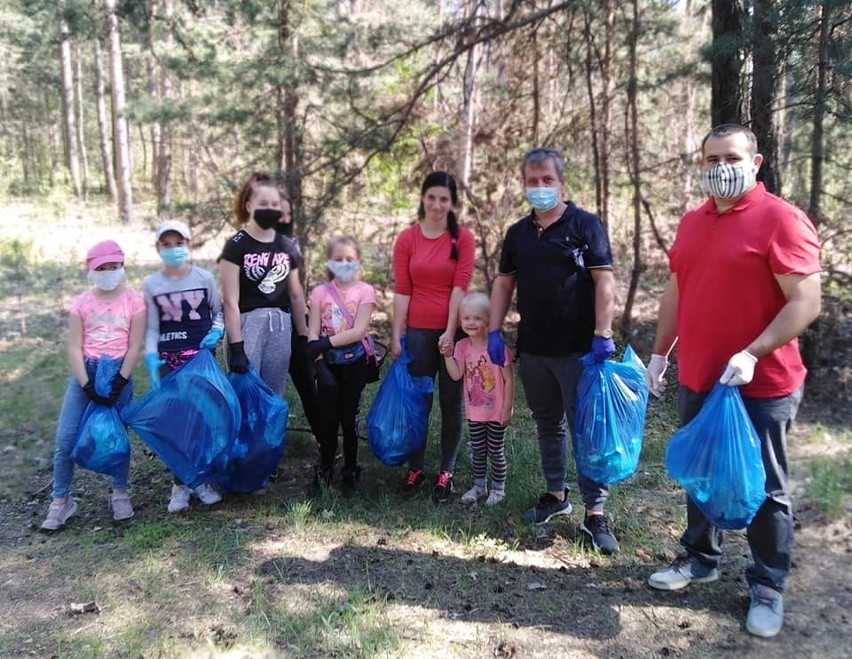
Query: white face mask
700 161 757 199
327 260 360 283
88 267 126 291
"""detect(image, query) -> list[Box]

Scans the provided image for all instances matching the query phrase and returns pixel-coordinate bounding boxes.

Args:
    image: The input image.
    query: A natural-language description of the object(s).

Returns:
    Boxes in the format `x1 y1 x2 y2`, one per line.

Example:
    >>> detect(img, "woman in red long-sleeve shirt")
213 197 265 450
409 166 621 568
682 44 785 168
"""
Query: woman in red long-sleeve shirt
391 171 476 502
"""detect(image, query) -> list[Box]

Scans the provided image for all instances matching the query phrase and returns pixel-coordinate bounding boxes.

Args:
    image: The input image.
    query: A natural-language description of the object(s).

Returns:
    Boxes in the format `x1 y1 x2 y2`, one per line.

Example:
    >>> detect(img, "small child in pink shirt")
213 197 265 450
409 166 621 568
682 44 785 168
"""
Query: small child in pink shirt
41 240 146 531
442 292 514 505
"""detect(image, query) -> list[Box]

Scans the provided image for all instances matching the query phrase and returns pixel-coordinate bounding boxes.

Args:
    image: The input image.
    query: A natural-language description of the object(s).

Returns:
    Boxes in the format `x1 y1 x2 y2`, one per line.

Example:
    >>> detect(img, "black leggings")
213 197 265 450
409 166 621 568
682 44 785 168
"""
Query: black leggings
289 325 322 437
316 358 368 470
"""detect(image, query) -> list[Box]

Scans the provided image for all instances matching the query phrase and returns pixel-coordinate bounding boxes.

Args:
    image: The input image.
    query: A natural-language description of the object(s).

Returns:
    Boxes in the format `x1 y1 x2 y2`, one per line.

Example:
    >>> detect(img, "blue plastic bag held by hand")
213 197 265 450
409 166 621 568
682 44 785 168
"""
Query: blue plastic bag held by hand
71 357 131 478
122 350 239 489
665 381 766 529
215 369 289 492
574 345 650 484
367 339 435 466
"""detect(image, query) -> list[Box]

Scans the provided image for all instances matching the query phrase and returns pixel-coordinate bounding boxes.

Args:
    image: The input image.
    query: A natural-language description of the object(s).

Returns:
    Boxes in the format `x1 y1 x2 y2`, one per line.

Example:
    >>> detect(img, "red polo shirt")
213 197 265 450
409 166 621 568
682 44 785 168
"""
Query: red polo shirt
670 183 820 397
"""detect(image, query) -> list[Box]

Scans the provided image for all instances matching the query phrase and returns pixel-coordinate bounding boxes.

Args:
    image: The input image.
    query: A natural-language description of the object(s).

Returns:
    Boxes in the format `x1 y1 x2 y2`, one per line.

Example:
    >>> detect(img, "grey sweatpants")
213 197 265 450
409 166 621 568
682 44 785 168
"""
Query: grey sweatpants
238 307 292 394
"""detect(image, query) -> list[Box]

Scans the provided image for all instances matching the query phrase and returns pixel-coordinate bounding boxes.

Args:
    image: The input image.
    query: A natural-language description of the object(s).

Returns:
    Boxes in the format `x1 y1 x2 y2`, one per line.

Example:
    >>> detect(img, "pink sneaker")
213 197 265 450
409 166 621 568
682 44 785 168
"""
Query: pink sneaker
110 493 134 521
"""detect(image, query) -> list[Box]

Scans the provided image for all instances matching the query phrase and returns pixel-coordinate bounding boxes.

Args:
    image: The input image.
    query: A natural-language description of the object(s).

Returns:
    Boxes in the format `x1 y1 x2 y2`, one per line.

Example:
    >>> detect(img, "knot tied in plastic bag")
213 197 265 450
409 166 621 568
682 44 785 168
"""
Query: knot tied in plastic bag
367 338 434 466
665 381 766 529
574 345 649 484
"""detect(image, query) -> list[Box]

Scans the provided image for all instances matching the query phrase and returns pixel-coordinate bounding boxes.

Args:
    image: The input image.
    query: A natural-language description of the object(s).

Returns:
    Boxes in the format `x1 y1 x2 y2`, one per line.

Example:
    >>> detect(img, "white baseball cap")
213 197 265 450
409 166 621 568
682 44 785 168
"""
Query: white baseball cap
155 220 191 241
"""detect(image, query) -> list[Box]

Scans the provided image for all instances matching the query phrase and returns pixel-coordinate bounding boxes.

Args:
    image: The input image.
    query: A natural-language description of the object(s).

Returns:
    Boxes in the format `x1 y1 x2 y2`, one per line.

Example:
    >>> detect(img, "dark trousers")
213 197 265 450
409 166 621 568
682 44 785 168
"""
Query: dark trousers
678 384 803 593
405 327 464 474
317 358 368 471
518 352 609 512
289 324 322 438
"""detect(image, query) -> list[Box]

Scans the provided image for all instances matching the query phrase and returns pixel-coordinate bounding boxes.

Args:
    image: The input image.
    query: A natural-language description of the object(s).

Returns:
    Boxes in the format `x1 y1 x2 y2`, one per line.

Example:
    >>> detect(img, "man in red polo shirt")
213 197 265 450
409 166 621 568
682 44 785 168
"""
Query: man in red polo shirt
645 124 821 638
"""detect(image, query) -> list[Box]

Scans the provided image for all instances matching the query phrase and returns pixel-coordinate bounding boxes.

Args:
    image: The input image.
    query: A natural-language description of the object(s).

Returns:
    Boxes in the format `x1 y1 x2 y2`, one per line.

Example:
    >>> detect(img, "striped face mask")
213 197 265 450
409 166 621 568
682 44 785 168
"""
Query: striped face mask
700 161 756 199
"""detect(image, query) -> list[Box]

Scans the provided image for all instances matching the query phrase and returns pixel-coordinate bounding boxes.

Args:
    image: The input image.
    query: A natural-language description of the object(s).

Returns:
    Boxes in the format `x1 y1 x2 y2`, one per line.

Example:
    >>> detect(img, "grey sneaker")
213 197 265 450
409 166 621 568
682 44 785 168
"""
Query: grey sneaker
460 485 487 504
167 484 191 513
484 489 505 506
40 498 78 531
648 555 719 591
523 490 573 524
746 585 784 638
192 482 222 506
110 492 134 521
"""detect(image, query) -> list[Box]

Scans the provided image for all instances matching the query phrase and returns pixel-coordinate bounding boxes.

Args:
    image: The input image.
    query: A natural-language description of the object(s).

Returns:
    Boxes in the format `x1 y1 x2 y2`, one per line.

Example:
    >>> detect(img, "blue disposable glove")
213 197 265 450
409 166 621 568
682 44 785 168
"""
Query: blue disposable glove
199 326 224 350
145 352 166 390
591 335 616 362
487 330 506 367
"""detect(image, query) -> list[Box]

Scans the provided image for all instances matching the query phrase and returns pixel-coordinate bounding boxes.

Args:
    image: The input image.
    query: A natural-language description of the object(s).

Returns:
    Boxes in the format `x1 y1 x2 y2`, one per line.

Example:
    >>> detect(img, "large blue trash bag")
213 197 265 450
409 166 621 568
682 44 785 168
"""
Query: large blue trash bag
665 381 766 529
214 369 289 492
121 350 240 489
71 357 131 478
367 338 435 466
574 345 649 484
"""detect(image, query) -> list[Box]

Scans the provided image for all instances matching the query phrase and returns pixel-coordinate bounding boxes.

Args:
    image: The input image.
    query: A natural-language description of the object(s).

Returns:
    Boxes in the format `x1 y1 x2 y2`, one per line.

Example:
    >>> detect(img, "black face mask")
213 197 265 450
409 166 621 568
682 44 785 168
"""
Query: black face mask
253 208 283 230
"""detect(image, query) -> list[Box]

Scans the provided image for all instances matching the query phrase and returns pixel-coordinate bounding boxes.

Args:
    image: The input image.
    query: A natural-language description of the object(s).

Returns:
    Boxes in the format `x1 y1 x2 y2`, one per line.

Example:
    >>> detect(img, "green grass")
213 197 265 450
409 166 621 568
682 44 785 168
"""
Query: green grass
806 458 852 518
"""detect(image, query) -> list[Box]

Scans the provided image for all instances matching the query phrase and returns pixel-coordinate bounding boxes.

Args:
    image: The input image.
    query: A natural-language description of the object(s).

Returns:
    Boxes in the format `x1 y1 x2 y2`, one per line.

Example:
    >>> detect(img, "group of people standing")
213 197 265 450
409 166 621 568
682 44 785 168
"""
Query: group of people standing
41 123 820 640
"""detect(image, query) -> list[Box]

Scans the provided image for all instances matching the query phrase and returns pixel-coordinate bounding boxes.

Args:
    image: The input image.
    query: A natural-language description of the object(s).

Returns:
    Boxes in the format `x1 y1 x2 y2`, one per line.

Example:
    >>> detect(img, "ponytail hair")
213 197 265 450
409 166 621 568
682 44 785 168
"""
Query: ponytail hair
417 170 460 261
233 171 287 225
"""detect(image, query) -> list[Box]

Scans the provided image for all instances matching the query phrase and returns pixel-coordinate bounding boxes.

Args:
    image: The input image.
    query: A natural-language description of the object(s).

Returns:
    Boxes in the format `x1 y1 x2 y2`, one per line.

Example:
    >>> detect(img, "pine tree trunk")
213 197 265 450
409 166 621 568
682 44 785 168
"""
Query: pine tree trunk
621 0 642 335
751 0 780 194
600 0 614 230
147 0 160 192
279 1 304 240
583 8 602 218
155 0 174 213
710 0 744 125
74 41 90 200
93 37 117 200
106 0 133 225
808 0 828 226
59 2 82 197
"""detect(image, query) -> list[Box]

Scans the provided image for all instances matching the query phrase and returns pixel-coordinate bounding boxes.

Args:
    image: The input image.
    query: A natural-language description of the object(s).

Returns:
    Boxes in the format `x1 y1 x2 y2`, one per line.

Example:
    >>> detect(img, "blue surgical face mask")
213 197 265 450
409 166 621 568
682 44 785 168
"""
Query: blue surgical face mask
159 246 189 268
525 187 560 212
327 260 360 283
88 267 126 291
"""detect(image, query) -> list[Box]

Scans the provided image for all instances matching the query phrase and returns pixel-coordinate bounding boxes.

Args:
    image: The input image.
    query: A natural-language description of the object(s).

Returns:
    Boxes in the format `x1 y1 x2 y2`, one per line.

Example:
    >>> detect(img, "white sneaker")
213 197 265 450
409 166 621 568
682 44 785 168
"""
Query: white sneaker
460 485 487 504
746 585 784 638
110 492 134 521
485 489 505 506
167 484 191 513
192 483 222 506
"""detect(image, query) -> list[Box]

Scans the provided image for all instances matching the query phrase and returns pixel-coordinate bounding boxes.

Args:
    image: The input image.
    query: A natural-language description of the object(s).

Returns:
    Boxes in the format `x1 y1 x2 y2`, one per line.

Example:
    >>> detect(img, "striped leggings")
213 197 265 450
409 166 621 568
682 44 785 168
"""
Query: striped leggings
468 420 507 490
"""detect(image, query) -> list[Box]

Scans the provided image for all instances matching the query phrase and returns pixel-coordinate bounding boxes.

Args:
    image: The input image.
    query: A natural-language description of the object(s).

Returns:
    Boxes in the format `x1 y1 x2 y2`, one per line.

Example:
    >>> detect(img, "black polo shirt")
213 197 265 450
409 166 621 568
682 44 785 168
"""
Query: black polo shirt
498 202 612 356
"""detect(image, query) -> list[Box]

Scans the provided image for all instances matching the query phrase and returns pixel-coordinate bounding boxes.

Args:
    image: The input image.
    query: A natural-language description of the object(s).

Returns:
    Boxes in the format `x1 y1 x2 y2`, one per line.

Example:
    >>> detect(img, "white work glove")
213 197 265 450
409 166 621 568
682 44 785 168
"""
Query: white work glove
645 354 669 398
719 350 758 386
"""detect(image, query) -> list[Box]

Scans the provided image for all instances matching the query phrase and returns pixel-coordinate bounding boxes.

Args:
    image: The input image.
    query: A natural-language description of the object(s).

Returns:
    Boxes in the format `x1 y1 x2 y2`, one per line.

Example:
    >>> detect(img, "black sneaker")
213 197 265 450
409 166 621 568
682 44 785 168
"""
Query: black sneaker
340 466 362 494
401 469 426 495
523 490 573 524
579 514 620 555
432 470 454 503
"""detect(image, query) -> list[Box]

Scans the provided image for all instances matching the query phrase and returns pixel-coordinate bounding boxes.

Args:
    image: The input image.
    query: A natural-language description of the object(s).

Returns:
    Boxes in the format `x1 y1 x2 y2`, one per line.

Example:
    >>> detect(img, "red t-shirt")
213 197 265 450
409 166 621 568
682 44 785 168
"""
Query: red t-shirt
393 224 475 330
670 183 820 397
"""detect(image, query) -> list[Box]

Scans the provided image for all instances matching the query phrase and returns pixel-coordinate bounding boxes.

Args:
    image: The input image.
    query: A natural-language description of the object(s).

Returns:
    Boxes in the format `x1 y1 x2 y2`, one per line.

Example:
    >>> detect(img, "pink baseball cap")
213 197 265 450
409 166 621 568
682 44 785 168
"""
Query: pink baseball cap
86 240 125 271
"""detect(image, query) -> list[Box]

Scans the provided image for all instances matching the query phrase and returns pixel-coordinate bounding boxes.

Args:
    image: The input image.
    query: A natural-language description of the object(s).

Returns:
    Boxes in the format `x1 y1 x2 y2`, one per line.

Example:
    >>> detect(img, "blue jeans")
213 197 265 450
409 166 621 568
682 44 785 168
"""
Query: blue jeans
52 359 133 498
678 385 803 593
518 352 609 513
404 328 464 473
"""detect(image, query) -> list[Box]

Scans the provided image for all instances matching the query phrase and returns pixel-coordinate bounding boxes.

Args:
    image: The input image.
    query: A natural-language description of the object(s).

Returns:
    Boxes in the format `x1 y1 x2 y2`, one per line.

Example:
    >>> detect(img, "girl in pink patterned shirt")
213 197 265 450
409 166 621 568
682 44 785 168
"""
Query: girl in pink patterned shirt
442 292 514 505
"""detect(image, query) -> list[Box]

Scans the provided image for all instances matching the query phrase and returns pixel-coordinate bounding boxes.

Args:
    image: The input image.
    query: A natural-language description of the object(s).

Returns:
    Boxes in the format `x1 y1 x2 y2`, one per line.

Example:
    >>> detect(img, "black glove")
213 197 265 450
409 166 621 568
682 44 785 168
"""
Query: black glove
228 341 249 373
314 358 337 389
293 334 309 356
82 380 112 406
107 373 130 405
306 337 332 360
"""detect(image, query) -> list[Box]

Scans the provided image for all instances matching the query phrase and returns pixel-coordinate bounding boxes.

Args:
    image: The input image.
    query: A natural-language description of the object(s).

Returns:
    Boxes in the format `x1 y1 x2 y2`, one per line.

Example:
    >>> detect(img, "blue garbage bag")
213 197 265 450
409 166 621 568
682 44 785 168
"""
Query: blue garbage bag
367 339 435 466
214 369 289 492
665 381 766 529
574 345 649 484
71 357 131 478
121 350 240 489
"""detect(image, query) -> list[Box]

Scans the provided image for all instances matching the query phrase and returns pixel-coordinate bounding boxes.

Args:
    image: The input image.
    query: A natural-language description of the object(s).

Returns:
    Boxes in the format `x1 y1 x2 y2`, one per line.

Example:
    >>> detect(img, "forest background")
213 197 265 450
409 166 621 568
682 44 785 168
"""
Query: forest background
0 1 851 657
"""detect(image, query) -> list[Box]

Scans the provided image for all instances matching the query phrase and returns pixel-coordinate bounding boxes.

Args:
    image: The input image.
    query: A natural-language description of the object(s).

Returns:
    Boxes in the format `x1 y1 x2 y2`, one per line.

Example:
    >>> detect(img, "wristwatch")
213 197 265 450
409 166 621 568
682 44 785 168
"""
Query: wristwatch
594 329 613 339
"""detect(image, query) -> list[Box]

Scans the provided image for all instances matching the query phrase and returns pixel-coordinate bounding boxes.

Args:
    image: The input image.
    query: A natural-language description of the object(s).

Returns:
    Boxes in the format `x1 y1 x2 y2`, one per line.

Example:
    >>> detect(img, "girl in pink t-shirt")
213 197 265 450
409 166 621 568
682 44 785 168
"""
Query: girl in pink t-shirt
41 240 146 531
306 236 376 492
442 292 514 505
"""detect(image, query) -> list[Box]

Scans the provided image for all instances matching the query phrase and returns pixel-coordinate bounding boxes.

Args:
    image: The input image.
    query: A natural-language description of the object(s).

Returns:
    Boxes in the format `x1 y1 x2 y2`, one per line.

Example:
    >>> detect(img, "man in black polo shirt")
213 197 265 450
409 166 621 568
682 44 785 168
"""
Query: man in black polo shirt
488 147 620 554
